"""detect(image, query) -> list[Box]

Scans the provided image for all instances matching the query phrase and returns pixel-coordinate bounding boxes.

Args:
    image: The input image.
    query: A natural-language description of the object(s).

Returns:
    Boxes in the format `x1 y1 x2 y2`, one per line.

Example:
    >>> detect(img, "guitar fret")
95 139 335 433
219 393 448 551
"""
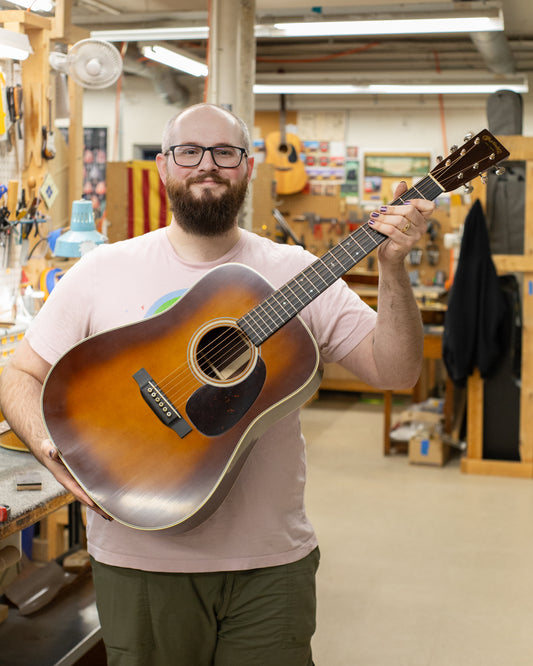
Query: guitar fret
278 283 305 311
306 263 330 288
247 305 276 337
265 290 298 325
256 305 278 332
337 235 366 265
296 273 320 303
317 257 339 281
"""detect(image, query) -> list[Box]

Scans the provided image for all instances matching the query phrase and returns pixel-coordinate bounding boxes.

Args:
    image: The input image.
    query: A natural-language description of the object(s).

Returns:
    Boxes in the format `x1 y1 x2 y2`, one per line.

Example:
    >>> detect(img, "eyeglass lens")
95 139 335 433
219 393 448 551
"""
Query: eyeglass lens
172 145 244 167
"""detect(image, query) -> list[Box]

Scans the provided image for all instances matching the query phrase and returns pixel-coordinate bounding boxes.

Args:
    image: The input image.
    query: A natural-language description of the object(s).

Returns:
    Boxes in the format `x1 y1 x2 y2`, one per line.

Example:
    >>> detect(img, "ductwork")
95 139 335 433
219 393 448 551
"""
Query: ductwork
470 31 516 74
122 53 190 105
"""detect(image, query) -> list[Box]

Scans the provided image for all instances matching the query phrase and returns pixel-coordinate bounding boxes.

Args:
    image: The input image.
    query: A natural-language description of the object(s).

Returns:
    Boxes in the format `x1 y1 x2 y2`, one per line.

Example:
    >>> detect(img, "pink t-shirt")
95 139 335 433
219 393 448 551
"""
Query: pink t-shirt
27 228 377 572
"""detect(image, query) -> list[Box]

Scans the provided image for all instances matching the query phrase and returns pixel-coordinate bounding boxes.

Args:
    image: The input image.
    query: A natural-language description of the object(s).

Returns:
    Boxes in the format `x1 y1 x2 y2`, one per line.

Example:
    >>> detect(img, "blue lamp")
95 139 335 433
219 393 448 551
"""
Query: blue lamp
54 199 107 258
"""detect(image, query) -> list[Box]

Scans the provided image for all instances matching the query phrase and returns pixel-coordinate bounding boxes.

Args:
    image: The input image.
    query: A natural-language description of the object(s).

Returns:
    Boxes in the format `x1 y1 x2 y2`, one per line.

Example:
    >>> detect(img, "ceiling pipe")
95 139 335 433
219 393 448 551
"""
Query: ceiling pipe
122 53 190 105
470 31 516 74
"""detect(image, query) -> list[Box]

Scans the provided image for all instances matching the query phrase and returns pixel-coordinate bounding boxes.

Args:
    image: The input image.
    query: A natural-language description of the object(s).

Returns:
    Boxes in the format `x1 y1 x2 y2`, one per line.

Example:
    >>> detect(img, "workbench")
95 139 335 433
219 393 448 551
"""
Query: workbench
0 444 72 541
0 442 103 666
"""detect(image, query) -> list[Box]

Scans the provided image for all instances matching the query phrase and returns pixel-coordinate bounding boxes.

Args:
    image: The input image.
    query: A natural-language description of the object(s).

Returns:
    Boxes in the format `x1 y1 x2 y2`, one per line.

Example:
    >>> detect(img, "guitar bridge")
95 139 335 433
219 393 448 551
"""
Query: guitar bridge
133 368 192 438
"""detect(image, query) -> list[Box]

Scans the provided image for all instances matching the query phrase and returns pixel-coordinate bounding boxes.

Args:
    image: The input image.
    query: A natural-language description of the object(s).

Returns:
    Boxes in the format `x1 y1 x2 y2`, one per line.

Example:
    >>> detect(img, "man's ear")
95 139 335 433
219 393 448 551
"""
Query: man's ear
246 155 255 183
156 153 168 185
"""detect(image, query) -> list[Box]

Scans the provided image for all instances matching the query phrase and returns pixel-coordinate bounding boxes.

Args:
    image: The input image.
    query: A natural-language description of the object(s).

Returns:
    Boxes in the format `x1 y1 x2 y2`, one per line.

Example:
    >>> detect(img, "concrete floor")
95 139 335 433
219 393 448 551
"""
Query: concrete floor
302 392 533 666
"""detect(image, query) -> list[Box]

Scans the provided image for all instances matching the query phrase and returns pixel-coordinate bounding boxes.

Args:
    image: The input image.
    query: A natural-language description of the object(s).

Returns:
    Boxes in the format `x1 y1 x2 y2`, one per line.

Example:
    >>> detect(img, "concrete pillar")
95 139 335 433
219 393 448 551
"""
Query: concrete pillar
207 0 256 230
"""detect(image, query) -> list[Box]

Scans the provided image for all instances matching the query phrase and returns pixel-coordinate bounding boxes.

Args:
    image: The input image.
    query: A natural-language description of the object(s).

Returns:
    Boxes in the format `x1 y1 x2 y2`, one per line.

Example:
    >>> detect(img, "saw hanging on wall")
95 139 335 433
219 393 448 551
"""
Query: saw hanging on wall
265 94 308 195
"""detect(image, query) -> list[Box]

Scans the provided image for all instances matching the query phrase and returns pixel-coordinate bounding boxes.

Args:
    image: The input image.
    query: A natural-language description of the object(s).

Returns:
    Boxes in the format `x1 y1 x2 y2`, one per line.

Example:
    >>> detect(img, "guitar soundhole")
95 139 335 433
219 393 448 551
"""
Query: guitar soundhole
195 325 253 383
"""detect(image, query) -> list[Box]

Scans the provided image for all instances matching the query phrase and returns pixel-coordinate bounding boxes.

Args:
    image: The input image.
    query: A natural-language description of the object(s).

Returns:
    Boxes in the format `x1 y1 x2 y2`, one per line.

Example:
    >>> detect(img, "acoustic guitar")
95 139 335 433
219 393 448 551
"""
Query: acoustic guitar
41 130 509 532
265 94 308 195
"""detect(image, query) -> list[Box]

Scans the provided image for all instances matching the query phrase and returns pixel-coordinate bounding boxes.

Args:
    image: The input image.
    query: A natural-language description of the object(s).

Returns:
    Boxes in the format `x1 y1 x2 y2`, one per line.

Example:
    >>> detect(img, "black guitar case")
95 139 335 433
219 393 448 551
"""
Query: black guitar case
485 90 525 255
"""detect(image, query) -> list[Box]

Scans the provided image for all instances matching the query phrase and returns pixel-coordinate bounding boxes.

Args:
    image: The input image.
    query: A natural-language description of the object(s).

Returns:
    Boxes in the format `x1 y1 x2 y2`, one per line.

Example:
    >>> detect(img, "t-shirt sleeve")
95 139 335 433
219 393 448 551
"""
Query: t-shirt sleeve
24 256 97 365
302 278 377 364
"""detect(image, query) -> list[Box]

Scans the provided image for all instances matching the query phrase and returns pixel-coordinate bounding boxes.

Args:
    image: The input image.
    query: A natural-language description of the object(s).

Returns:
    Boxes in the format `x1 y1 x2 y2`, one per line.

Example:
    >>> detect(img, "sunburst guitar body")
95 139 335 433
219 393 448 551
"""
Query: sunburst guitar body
42 264 320 531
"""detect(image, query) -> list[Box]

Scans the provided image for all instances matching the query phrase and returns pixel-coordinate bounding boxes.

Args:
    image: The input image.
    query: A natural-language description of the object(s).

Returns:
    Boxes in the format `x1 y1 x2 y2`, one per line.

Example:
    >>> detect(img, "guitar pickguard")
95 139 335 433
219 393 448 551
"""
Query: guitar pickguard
186 357 266 436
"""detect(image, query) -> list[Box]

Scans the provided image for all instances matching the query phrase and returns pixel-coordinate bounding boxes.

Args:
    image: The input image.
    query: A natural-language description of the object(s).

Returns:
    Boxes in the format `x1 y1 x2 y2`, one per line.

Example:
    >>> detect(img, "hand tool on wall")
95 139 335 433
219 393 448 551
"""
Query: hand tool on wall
6 180 18 222
42 89 55 160
13 84 23 139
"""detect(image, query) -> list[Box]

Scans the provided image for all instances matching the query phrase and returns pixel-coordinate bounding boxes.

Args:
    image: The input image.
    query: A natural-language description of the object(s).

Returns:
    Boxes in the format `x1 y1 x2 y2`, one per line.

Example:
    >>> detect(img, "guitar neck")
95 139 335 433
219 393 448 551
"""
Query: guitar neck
238 175 443 346
279 93 287 146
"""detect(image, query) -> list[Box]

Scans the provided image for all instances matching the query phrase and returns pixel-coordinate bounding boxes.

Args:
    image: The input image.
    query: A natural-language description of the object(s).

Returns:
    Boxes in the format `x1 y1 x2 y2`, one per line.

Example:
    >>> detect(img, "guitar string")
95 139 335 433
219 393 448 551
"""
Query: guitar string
153 137 487 405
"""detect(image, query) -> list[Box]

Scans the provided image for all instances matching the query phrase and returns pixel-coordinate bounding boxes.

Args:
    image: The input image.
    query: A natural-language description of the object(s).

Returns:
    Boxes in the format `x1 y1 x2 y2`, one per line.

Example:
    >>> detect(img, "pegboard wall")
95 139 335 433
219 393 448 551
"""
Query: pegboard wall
0 59 24 188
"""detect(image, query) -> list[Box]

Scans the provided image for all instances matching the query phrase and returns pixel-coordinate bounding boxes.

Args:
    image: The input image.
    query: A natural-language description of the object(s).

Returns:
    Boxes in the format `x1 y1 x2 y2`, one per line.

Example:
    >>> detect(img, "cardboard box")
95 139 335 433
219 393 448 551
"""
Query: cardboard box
400 409 443 426
408 432 450 466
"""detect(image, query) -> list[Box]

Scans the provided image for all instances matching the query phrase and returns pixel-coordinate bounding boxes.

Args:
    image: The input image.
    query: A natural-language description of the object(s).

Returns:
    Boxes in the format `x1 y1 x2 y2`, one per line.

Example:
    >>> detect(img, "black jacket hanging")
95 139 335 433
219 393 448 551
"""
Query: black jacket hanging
442 199 511 387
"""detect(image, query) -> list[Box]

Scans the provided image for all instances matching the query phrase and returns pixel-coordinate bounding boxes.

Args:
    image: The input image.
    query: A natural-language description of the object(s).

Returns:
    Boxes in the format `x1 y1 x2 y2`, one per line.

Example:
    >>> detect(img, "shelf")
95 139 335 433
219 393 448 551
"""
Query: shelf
0 572 101 666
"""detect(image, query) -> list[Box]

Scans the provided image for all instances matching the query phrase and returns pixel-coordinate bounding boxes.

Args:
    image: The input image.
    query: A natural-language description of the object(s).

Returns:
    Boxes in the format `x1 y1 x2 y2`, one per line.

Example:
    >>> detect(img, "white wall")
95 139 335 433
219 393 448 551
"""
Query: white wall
83 76 194 161
83 76 533 165
346 92 533 160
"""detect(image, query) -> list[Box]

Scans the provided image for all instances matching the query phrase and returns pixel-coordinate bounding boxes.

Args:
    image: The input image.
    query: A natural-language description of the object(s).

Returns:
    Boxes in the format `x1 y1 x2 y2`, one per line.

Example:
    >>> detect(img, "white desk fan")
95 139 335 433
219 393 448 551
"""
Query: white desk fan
49 39 123 89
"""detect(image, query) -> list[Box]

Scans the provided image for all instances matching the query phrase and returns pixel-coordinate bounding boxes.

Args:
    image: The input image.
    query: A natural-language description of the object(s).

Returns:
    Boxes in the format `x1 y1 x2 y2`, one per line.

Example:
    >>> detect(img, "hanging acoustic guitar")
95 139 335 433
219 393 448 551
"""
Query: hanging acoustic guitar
265 94 308 195
41 130 509 532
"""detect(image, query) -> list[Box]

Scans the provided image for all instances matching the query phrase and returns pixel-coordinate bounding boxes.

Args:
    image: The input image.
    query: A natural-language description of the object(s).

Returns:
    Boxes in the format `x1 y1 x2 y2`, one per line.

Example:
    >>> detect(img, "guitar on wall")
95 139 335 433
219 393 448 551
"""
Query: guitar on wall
42 130 509 532
265 94 308 195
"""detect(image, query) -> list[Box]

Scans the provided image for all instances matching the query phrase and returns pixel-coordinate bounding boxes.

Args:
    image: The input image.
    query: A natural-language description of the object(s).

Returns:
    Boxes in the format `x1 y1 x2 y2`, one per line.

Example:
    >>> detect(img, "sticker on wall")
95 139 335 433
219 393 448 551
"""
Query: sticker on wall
39 172 59 209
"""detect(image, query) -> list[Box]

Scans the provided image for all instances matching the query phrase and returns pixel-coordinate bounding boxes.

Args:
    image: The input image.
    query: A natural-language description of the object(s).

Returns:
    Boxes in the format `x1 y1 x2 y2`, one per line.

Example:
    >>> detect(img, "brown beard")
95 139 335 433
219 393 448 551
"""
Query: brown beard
166 173 249 237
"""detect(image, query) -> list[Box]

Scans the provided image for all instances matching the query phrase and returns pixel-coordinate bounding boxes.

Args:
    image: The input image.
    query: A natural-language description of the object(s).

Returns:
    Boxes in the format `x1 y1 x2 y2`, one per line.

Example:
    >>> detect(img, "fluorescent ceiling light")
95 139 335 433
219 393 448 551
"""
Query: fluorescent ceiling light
253 79 528 95
0 28 33 60
271 13 504 37
93 27 209 42
93 7 503 42
141 45 208 77
1 0 53 10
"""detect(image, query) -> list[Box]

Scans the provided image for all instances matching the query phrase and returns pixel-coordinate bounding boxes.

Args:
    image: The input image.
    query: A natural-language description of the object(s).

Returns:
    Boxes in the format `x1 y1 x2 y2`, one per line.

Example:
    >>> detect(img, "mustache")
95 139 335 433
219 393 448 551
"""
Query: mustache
186 173 231 187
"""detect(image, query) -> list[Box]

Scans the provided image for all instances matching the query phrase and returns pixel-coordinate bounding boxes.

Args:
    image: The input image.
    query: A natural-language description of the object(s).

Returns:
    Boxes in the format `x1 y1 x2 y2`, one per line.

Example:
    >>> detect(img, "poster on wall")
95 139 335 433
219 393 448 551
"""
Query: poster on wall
363 152 431 203
302 140 346 195
82 128 108 222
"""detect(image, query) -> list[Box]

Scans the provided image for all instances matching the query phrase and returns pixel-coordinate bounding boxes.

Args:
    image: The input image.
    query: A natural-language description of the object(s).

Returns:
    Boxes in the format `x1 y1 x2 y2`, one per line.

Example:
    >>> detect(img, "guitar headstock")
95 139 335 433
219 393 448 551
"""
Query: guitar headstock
430 130 510 193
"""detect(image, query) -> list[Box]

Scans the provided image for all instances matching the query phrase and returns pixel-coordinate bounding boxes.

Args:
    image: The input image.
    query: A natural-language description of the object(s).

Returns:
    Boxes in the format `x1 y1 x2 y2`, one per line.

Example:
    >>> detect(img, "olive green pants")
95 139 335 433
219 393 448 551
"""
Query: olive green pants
91 548 319 666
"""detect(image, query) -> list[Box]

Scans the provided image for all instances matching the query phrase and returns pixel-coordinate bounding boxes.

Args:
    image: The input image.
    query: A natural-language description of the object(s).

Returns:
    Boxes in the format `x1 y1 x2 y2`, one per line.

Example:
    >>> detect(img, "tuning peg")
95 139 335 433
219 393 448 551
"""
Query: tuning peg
480 173 488 185
450 144 458 152
463 184 474 194
463 132 474 142
494 166 506 176
436 155 443 163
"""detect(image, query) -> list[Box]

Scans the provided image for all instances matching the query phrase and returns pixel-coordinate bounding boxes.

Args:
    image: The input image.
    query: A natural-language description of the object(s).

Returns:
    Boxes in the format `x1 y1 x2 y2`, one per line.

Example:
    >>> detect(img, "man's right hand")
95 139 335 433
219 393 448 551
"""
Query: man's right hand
40 438 113 521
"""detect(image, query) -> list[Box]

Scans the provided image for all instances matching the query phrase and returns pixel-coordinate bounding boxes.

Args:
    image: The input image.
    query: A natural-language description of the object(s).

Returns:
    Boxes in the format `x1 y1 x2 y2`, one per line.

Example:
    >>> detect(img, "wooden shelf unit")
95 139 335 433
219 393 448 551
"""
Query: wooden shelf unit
461 136 533 478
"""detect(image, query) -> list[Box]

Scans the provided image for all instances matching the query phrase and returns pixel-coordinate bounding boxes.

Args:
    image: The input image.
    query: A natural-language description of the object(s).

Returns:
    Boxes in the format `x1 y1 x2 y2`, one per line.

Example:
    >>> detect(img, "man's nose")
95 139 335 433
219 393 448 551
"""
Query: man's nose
198 148 218 169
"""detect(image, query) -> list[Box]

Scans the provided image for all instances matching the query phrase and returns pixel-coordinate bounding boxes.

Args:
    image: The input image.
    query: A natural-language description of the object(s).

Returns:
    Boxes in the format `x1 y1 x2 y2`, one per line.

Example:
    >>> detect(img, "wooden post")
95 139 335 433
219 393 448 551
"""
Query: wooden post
461 136 533 478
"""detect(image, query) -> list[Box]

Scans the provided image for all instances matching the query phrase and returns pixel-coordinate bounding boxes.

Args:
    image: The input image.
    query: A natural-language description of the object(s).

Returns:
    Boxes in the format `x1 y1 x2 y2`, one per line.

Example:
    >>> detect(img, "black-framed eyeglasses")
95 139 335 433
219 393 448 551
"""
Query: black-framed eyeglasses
165 144 248 168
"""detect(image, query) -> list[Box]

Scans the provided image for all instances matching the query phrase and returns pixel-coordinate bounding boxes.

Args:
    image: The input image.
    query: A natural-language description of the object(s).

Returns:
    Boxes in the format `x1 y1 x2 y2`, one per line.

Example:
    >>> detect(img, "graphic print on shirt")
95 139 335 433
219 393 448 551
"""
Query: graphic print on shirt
144 289 188 317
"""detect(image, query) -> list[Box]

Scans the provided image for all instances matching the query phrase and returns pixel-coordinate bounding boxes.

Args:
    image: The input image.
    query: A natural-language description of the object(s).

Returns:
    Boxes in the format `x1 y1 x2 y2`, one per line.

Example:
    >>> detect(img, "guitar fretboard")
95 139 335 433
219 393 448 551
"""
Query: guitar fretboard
238 175 443 346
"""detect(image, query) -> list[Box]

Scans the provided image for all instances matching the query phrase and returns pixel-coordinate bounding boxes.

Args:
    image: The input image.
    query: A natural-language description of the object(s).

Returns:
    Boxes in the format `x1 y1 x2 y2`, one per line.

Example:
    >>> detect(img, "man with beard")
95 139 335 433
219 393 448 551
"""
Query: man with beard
0 103 433 665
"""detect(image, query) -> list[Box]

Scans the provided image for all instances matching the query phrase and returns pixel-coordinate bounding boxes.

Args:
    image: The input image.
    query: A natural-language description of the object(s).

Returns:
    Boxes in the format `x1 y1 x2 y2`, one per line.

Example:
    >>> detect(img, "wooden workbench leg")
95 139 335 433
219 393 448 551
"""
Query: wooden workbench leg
383 390 392 455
